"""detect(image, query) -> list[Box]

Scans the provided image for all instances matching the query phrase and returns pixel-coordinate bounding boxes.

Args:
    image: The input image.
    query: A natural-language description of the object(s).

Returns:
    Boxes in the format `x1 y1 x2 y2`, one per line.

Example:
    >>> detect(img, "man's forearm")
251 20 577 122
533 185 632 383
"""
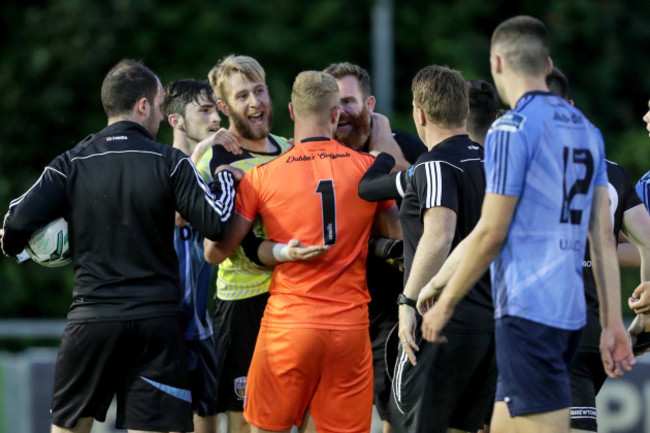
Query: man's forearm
590 234 623 327
589 188 623 327
403 208 455 299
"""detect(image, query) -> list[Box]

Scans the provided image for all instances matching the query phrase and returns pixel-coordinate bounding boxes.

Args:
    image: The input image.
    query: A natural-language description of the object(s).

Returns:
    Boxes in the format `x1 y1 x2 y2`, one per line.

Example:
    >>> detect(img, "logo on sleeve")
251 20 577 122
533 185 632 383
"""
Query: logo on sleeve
106 136 128 141
492 113 526 132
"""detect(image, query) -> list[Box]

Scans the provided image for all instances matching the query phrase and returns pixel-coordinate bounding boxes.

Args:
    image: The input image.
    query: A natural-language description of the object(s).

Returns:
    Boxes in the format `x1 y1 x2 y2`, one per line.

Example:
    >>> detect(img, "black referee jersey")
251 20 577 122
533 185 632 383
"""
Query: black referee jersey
579 160 642 351
399 134 493 332
2 121 235 323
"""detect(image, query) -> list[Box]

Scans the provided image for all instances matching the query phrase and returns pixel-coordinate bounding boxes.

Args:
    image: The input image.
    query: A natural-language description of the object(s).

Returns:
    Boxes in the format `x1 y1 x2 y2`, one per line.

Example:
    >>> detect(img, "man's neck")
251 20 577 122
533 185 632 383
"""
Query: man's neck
107 115 137 127
293 123 333 143
230 127 272 153
171 129 193 156
424 125 467 150
503 74 549 109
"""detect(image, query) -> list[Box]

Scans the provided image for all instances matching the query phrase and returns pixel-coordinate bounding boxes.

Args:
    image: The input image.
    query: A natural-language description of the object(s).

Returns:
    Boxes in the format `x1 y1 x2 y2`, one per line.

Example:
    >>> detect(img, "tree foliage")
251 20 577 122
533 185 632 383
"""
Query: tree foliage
1 0 649 317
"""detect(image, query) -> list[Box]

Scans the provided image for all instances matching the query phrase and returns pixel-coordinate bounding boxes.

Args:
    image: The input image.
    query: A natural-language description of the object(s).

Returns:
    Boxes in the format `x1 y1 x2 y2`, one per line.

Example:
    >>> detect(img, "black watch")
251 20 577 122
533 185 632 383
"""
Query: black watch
397 293 417 308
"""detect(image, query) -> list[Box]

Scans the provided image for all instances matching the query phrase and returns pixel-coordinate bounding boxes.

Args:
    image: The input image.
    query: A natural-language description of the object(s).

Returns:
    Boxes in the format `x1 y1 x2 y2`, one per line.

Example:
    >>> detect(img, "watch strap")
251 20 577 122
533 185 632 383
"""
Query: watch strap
397 293 417 308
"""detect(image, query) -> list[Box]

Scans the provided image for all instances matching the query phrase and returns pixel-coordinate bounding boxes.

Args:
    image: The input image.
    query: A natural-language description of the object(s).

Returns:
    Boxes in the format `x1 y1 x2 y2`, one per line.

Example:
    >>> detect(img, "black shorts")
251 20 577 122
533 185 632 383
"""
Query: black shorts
389 325 497 433
495 316 581 417
51 317 193 432
213 292 269 412
187 337 219 417
569 350 606 432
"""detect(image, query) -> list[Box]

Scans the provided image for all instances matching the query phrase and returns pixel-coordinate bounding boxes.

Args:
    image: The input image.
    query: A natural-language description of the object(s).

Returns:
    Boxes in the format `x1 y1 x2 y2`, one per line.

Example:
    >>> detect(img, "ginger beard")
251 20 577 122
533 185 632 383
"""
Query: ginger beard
334 104 371 151
226 100 274 141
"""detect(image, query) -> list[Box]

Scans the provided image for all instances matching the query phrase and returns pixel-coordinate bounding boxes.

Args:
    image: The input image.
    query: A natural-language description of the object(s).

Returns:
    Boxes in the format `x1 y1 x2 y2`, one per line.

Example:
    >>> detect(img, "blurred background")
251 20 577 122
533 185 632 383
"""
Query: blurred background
2 0 650 431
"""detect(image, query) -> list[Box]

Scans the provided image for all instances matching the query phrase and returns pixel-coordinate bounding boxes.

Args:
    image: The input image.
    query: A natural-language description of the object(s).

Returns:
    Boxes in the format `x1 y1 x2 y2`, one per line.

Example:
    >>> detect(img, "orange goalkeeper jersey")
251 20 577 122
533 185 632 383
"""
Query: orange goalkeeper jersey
236 137 394 330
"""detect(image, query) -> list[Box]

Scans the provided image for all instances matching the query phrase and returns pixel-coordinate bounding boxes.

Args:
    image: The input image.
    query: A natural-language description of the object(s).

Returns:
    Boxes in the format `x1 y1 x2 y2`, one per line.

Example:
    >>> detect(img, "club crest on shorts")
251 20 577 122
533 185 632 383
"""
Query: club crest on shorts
234 376 247 400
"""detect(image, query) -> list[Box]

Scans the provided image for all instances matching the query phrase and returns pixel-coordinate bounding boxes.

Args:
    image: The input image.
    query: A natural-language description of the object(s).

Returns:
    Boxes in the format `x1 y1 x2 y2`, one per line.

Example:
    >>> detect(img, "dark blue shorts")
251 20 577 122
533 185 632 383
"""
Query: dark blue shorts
495 315 581 417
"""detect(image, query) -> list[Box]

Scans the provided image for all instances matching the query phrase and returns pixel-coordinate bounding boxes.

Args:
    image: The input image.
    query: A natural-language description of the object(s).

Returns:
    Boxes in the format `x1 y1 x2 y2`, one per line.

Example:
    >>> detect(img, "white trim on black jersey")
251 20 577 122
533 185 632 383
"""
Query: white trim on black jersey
70 150 164 161
424 161 442 207
9 167 66 208
416 160 464 208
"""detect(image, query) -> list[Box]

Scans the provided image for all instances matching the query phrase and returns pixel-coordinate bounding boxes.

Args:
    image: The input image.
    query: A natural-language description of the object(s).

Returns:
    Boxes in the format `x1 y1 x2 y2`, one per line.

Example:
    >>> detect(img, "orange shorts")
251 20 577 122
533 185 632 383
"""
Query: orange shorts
243 326 373 433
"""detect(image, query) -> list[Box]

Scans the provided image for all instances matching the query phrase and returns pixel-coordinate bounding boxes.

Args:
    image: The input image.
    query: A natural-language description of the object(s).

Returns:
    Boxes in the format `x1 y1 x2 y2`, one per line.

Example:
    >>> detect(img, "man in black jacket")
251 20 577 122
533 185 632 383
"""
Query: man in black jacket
2 59 236 433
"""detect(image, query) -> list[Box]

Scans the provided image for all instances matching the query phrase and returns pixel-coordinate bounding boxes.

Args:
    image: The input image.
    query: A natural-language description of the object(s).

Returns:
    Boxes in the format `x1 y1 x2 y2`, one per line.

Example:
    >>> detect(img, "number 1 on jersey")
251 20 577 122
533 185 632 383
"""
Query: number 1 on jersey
315 180 337 245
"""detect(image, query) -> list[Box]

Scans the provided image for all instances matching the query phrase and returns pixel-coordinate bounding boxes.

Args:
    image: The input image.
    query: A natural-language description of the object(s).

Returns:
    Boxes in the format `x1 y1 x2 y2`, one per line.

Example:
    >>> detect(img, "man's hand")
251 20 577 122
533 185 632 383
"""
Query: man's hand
397 305 420 366
284 239 330 261
190 129 242 165
417 278 444 315
420 298 454 344
629 281 650 314
600 321 636 378
214 164 245 183
210 128 242 155
368 113 410 171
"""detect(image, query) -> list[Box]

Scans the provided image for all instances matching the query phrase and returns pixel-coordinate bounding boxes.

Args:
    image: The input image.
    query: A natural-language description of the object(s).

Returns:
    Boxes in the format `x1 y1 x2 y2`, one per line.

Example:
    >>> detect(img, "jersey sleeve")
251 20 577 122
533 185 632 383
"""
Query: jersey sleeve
592 130 608 188
358 153 405 201
485 114 529 196
636 170 650 213
2 155 69 256
195 147 214 183
235 169 262 222
171 151 235 241
412 159 459 219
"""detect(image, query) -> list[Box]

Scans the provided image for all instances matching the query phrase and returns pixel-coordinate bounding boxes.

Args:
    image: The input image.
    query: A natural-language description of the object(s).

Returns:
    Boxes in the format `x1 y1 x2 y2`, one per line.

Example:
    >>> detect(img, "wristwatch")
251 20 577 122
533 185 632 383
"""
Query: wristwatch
397 293 417 308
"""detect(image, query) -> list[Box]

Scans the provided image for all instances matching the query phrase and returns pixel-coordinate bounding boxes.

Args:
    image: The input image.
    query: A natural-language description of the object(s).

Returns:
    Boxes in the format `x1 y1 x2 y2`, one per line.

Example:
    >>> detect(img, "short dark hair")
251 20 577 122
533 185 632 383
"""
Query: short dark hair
162 80 216 118
412 65 468 128
491 16 549 76
101 59 159 118
323 62 372 98
467 79 500 141
546 67 570 100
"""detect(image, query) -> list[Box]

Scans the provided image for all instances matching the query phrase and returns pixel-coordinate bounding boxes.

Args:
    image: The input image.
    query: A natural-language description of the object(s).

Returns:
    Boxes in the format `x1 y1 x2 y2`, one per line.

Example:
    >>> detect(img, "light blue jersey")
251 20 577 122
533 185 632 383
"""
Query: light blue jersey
485 91 608 330
174 223 214 340
635 170 650 214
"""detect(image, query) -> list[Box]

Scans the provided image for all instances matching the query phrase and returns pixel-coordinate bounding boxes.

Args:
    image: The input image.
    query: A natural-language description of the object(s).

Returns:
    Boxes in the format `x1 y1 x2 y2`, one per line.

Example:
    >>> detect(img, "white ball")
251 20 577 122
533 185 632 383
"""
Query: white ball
25 217 71 267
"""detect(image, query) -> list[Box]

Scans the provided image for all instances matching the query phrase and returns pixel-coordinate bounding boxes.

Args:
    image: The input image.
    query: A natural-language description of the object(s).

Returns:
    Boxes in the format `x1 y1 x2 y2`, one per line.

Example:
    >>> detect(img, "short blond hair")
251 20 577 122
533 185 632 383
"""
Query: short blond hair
412 65 468 128
207 55 266 101
291 71 340 118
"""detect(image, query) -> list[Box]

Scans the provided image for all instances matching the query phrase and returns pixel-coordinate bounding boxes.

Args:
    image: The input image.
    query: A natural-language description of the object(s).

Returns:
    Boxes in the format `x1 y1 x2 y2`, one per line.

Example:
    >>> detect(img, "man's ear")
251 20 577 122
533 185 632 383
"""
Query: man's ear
332 105 341 125
491 53 503 74
416 106 427 127
217 99 230 117
135 97 149 116
546 57 554 76
168 113 184 130
288 102 295 121
365 95 376 114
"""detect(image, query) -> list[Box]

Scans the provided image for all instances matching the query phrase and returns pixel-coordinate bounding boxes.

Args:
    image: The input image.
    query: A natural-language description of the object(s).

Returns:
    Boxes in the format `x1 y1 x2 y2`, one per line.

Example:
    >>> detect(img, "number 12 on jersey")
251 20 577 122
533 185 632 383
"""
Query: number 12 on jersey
560 147 594 225
315 179 337 245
